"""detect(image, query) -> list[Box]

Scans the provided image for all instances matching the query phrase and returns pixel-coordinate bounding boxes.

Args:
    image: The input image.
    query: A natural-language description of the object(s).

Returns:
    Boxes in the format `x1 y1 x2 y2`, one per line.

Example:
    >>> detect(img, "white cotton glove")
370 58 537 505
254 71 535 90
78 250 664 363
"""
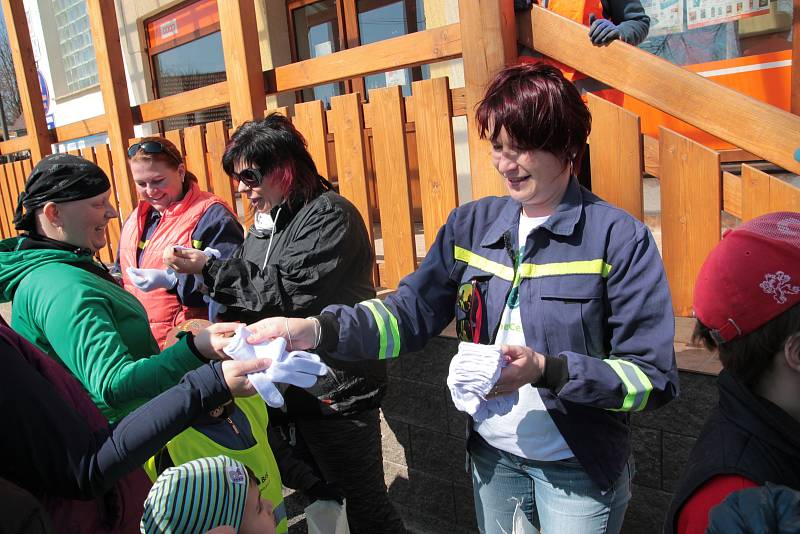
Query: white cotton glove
224 326 328 408
126 267 178 291
447 342 518 422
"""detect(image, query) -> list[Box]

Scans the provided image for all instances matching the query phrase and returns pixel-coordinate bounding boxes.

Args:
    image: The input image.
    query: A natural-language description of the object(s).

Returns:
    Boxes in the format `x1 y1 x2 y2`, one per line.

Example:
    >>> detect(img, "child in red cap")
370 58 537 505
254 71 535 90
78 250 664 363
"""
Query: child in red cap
665 212 800 534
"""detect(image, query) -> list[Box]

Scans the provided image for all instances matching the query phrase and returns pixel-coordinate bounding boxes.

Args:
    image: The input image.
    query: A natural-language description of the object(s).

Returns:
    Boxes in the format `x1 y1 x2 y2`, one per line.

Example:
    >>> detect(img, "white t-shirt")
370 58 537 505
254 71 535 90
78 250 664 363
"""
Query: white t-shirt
474 212 574 461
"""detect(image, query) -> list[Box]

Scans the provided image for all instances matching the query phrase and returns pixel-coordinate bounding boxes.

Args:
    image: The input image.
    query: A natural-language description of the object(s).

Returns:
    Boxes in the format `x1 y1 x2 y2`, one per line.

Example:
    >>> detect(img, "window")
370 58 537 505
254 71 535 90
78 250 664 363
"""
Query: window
639 0 791 65
51 0 98 95
146 0 230 131
287 0 428 104
291 0 345 105
357 0 426 96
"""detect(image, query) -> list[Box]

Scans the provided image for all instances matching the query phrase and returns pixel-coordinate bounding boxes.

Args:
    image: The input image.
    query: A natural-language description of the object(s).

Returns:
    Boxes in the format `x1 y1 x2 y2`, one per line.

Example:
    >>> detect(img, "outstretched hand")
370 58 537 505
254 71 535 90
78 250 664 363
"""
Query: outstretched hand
220 358 272 396
246 317 317 350
194 322 241 360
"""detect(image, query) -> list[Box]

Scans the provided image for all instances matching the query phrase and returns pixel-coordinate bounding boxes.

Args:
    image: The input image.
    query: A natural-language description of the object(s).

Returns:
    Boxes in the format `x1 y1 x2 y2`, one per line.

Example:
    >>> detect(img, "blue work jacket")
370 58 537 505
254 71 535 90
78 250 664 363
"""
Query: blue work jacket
322 178 679 490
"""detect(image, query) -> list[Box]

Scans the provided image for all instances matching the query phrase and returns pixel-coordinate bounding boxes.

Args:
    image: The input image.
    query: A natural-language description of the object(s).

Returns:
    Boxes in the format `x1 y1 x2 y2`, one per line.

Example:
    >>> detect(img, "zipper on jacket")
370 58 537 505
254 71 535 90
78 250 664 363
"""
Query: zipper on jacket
226 417 240 435
489 230 519 342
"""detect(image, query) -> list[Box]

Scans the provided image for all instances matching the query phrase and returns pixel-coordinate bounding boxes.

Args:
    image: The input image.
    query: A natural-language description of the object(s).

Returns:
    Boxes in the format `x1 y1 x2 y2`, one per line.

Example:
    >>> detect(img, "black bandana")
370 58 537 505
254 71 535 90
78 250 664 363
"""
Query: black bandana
13 153 111 232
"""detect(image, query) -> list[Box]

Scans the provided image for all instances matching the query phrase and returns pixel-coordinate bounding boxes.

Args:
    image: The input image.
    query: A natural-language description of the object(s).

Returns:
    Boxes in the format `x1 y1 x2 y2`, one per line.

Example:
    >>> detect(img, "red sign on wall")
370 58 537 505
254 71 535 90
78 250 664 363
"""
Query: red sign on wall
147 0 219 49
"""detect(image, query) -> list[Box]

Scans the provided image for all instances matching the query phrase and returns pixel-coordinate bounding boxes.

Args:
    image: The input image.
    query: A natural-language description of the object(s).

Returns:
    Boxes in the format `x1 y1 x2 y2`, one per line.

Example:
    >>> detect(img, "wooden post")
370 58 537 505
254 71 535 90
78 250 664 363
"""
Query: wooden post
459 0 516 199
218 0 265 126
587 94 644 221
0 0 51 162
793 0 800 114
659 127 721 316
86 0 137 218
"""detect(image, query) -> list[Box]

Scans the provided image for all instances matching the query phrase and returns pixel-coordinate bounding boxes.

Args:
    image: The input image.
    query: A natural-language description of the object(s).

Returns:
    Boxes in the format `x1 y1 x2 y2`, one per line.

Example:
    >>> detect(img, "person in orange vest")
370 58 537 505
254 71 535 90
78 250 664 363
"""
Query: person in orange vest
515 0 650 189
515 0 650 103
117 137 244 347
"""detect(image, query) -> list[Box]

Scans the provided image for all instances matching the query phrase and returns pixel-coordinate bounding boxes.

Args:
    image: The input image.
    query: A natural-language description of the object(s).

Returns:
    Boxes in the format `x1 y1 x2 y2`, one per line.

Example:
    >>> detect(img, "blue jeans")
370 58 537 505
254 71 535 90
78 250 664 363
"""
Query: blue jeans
469 434 633 534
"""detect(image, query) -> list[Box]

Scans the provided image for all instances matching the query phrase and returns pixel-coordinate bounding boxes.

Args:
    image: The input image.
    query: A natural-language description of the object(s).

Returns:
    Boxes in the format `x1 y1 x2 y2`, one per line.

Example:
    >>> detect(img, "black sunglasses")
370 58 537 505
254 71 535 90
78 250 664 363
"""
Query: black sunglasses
231 167 264 189
127 141 182 165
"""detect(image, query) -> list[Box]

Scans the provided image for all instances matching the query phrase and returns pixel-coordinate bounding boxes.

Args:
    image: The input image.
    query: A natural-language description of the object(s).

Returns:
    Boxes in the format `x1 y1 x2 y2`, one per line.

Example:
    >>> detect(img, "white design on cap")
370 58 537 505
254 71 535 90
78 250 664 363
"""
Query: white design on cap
777 217 800 236
760 271 800 304
226 465 247 485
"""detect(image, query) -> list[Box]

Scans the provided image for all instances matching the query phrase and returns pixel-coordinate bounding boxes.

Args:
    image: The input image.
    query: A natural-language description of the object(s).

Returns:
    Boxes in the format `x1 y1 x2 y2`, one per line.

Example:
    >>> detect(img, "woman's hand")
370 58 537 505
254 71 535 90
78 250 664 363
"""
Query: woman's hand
488 345 546 397
220 358 272 396
246 317 317 350
193 322 240 360
162 245 209 274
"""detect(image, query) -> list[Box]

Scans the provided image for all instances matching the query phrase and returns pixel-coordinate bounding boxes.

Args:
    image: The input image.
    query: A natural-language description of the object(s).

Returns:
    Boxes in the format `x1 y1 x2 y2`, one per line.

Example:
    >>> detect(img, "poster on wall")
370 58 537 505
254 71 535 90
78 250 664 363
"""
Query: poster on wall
687 0 770 29
641 0 684 36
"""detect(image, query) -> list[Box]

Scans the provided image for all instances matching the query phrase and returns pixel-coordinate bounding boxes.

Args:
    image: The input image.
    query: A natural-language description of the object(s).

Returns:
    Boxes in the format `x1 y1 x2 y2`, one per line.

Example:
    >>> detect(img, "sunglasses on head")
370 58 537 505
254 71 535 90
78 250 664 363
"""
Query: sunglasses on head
127 141 182 165
231 167 264 189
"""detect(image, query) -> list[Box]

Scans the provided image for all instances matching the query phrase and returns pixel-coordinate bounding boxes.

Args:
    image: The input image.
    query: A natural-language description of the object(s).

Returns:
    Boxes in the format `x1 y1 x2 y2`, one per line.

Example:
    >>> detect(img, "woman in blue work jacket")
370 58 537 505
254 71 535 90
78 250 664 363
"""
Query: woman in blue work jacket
243 62 679 534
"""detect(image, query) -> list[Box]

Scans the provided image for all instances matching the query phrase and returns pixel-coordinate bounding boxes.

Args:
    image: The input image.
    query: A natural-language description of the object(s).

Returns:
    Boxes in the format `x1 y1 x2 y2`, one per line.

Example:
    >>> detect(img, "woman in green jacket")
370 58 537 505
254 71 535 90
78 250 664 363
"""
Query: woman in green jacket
0 153 236 422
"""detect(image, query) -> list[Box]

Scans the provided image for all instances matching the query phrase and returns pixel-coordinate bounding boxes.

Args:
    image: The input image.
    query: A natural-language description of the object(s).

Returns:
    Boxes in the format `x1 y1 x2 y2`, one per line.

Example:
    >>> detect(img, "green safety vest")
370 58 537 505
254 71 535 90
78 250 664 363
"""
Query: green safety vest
144 396 288 533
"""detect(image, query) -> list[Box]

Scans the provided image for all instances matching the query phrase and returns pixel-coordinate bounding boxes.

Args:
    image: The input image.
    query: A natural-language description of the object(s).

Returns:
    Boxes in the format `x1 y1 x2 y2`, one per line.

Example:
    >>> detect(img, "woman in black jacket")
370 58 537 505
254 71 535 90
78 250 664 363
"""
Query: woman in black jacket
164 114 404 534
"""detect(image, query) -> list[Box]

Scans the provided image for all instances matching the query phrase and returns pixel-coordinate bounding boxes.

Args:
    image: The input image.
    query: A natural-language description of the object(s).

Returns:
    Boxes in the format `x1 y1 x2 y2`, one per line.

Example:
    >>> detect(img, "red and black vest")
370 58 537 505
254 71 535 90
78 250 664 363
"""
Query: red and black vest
119 182 235 347
664 370 800 533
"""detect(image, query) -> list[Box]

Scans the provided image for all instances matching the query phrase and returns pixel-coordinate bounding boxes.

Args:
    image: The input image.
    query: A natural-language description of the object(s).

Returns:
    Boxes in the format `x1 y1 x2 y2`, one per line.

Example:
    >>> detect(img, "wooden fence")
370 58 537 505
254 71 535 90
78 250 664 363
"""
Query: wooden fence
0 0 799 315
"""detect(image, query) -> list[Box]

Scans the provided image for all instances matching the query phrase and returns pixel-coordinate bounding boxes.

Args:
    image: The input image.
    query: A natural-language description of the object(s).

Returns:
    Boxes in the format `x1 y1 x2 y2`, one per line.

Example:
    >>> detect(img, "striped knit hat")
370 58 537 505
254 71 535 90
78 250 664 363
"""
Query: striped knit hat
140 455 250 534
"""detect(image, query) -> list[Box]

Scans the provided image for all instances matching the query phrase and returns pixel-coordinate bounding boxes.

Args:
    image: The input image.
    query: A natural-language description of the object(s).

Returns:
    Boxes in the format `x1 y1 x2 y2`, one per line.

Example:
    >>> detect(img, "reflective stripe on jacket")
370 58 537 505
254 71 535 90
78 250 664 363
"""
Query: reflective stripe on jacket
323 178 679 490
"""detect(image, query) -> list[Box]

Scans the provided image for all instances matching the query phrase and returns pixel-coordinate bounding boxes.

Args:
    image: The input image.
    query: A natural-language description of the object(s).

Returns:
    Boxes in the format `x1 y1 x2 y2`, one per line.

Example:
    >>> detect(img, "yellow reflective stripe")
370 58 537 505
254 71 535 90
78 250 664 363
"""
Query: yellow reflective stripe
453 247 611 281
518 259 613 279
453 246 514 281
362 299 400 359
605 359 654 412
138 239 149 250
192 239 203 249
362 301 387 359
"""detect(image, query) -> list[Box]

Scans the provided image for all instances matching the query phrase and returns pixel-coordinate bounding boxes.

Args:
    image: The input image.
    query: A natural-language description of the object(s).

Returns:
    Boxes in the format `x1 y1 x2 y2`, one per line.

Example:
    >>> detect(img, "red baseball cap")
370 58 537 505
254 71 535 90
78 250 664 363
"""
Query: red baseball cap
693 211 800 344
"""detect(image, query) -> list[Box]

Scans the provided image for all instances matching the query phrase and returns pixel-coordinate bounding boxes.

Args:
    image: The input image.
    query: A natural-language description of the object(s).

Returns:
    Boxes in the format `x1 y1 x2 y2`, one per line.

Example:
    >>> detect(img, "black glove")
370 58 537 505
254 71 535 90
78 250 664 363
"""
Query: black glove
306 481 344 504
588 13 621 46
514 0 534 11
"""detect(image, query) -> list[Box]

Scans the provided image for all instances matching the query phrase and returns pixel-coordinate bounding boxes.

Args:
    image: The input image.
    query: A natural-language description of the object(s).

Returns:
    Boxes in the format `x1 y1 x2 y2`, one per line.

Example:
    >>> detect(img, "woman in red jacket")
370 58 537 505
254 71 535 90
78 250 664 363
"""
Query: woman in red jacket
117 137 243 347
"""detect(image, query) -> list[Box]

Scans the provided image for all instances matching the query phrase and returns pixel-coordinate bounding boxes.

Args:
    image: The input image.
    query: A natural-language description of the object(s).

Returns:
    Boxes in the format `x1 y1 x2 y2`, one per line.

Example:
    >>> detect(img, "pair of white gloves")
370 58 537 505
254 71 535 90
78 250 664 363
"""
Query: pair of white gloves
125 246 220 291
447 342 518 422
224 326 329 408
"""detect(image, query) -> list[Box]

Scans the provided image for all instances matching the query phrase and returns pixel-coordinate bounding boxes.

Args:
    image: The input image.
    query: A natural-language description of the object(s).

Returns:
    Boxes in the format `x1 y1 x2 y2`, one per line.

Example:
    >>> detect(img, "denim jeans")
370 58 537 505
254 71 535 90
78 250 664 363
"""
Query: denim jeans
469 434 634 534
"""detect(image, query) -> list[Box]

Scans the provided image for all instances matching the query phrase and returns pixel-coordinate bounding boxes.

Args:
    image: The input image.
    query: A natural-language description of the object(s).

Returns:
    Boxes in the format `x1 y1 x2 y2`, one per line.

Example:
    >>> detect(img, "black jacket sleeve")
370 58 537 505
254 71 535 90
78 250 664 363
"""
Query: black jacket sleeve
204 200 367 317
602 0 650 45
174 204 245 308
1 343 232 499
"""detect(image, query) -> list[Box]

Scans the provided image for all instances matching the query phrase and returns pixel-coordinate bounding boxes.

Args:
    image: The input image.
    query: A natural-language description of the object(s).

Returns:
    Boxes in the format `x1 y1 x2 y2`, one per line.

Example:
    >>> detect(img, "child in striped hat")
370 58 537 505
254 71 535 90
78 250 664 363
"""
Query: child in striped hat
141 455 276 534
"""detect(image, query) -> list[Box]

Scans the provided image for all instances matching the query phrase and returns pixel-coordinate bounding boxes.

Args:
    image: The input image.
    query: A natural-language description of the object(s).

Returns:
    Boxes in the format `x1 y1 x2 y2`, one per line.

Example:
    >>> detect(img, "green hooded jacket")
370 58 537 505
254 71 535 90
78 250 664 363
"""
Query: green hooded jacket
0 236 203 422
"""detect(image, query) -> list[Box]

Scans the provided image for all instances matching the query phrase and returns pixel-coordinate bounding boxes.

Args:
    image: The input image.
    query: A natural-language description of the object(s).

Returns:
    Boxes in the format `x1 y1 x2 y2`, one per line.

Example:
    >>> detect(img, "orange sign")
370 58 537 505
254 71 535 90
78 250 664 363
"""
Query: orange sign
147 0 220 49
624 50 791 149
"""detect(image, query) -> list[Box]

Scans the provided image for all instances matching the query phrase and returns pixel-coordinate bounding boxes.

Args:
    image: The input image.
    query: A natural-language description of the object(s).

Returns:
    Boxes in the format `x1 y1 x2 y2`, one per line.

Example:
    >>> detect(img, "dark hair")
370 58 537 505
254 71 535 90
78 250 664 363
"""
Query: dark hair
475 62 591 170
222 113 319 202
128 136 198 183
692 302 800 386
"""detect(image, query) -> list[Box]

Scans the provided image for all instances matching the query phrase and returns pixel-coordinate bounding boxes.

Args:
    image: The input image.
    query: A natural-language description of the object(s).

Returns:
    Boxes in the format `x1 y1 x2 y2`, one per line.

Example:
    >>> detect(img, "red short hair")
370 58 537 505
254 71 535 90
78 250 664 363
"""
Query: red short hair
475 63 591 169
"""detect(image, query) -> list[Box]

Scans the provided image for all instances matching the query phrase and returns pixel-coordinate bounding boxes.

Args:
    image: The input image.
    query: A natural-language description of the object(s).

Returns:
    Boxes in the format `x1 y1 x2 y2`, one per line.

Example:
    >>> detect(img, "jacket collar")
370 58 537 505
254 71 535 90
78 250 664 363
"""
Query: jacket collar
480 177 584 247
718 370 800 457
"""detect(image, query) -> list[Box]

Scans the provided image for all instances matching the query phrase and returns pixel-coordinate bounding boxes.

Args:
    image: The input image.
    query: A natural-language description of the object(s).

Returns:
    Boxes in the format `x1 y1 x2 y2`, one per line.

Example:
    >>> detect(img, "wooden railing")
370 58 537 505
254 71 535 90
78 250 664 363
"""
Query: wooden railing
0 0 799 314
519 7 800 315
